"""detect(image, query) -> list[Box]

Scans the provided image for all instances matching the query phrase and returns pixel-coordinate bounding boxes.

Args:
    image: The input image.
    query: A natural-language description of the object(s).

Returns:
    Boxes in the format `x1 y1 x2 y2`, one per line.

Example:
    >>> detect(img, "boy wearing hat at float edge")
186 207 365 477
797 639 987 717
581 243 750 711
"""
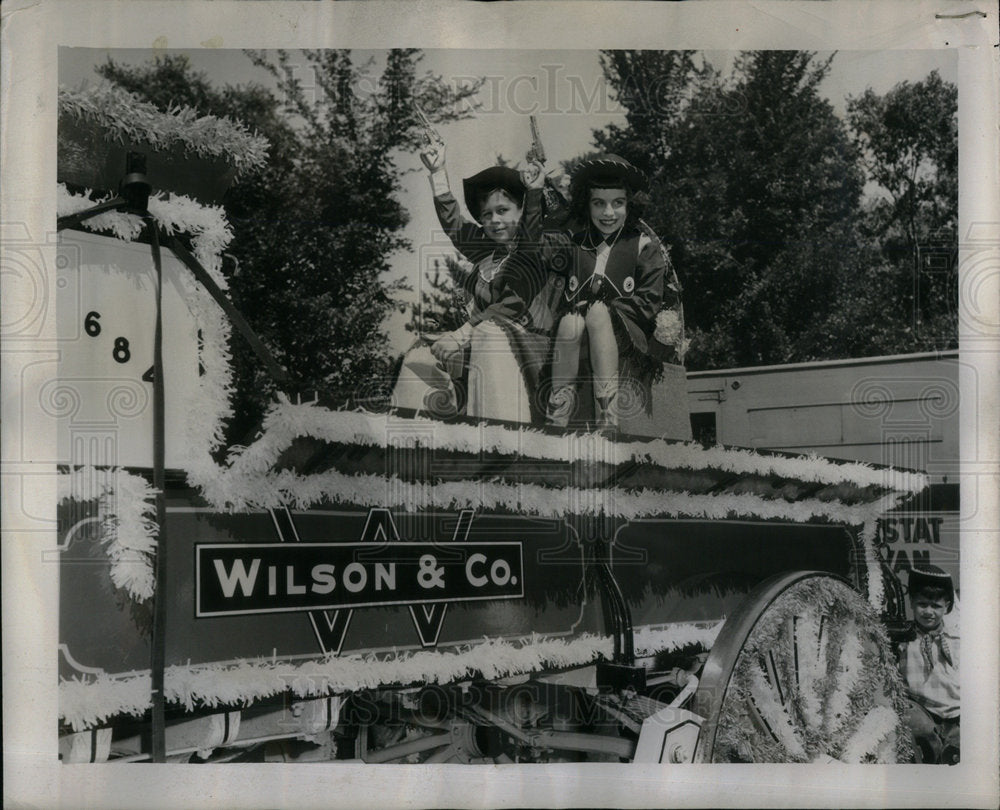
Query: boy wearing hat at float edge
897 564 960 764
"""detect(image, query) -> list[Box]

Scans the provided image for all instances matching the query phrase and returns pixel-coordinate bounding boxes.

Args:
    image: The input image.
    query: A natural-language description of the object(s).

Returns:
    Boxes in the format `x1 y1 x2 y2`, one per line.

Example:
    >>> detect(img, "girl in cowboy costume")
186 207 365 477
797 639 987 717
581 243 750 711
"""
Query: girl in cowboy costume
896 565 960 764
543 154 675 429
419 139 554 423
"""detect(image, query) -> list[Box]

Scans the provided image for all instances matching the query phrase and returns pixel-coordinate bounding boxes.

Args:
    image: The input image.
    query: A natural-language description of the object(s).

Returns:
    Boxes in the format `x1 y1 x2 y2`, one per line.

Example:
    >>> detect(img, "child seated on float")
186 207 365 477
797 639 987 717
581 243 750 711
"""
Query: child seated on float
896 565 960 764
418 139 553 424
542 155 668 430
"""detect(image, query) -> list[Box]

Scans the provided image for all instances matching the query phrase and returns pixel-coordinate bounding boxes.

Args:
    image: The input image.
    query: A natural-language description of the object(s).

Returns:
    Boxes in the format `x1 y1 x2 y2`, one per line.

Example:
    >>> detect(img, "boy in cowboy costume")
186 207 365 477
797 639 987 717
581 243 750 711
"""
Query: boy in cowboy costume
419 138 553 423
897 564 960 764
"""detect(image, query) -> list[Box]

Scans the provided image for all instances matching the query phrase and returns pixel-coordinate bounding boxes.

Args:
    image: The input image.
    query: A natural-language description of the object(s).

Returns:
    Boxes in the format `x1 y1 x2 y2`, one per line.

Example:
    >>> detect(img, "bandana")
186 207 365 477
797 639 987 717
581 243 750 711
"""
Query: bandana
919 628 954 675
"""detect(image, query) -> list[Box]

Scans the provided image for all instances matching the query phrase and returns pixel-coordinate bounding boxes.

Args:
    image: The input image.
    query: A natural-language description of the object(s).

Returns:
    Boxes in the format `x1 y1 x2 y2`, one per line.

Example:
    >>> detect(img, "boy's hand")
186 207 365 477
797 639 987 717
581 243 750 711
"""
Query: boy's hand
430 325 469 377
519 160 545 190
420 140 446 172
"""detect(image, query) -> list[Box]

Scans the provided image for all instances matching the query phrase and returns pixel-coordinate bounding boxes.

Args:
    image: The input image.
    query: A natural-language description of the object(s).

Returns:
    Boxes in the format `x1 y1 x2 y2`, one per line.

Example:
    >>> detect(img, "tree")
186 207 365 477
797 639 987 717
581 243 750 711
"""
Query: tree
97 51 481 439
846 71 958 351
592 50 958 369
630 51 866 368
406 256 471 335
591 50 704 172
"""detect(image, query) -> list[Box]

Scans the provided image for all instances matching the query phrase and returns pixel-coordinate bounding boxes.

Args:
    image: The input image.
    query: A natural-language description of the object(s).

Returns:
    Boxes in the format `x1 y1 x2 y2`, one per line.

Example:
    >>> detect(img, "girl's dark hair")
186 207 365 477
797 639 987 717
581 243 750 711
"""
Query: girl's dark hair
476 186 524 219
569 181 649 231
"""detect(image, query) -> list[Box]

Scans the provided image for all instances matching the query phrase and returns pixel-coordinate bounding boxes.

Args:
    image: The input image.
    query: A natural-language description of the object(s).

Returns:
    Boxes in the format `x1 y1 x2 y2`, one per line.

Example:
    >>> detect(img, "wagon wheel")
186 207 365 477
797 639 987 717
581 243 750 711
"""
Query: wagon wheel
692 571 911 763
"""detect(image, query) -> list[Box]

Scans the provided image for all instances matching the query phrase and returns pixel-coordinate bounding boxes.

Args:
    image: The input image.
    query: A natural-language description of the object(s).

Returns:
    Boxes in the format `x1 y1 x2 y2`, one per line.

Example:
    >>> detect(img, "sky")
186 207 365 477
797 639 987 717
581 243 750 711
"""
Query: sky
59 46 957 352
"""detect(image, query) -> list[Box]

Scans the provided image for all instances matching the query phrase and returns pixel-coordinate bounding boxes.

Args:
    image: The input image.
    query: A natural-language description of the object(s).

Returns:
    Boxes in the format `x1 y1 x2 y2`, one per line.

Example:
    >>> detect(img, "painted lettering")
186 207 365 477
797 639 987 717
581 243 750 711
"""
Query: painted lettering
374 563 395 591
928 517 943 544
879 518 899 544
900 517 914 543
343 562 367 593
311 563 336 594
213 558 261 598
286 565 306 595
466 553 488 587
491 558 511 586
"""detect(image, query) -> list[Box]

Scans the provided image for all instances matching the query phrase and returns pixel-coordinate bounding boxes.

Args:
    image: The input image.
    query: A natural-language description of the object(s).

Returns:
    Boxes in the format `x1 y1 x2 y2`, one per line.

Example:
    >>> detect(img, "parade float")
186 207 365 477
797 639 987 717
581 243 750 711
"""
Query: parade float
55 84 924 764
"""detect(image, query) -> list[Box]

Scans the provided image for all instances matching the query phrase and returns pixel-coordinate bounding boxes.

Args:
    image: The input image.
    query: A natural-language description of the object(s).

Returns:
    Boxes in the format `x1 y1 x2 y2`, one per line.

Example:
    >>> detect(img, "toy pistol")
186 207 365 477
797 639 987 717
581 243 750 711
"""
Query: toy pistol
412 99 443 145
526 115 546 165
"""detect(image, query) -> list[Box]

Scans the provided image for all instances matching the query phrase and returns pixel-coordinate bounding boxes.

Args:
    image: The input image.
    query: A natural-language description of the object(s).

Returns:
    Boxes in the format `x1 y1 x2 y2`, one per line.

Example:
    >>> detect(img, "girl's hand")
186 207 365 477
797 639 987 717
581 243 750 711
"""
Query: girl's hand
545 167 570 196
420 140 446 172
519 160 545 190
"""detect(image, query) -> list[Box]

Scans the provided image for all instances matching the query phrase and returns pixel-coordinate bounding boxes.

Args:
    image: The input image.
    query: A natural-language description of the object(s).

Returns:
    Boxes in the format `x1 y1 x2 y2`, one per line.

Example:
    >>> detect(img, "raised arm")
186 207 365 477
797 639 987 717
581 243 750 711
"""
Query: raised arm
420 140 493 261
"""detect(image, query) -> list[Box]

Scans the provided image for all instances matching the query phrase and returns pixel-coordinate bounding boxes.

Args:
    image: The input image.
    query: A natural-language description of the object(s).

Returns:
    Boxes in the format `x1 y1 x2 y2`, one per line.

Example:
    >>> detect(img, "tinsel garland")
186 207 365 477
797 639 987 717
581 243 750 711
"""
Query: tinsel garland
632 621 723 657
60 633 611 731
59 85 268 177
710 576 911 763
198 401 918 609
59 618 735 731
58 467 158 601
220 401 929 495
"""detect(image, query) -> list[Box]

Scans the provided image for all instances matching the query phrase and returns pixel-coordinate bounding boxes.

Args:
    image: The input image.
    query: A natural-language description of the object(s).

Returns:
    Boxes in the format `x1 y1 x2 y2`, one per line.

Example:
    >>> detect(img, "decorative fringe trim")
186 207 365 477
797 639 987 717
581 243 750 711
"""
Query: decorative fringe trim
841 705 900 763
58 467 158 601
632 621 724 656
61 620 735 730
60 84 268 177
221 401 929 496
60 633 614 731
192 451 895 610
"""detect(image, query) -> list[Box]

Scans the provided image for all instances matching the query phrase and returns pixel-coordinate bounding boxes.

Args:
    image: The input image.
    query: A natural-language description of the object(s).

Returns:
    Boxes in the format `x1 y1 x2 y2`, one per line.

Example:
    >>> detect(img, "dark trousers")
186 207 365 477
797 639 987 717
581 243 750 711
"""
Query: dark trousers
905 700 960 764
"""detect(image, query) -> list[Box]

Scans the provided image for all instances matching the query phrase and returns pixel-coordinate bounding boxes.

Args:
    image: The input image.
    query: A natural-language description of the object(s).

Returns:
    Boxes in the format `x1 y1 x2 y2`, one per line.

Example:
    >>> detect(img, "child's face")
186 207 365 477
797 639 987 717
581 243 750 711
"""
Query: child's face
589 187 628 235
479 190 522 244
912 594 948 632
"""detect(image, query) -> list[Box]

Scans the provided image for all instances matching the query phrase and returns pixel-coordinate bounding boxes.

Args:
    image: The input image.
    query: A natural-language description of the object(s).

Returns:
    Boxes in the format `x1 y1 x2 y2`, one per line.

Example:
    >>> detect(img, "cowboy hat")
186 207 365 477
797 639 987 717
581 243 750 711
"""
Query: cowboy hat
571 154 648 195
462 166 525 221
908 564 955 610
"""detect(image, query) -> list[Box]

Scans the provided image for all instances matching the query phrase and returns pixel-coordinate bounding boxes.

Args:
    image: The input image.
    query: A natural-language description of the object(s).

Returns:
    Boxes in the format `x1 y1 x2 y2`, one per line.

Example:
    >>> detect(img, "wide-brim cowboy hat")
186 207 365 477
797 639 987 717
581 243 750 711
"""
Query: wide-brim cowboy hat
571 154 648 195
462 166 525 222
908 564 955 609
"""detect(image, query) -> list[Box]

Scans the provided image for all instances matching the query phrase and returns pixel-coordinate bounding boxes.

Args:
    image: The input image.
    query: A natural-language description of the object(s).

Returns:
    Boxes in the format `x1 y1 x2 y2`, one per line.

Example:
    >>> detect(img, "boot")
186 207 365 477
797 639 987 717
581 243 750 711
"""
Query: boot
546 385 576 428
593 379 618 431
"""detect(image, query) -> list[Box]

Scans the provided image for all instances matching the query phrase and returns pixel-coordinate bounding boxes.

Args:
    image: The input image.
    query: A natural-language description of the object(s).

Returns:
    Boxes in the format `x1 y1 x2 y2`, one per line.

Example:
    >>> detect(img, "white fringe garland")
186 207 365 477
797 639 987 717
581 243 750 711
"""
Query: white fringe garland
60 622 727 731
60 84 269 177
823 622 863 739
218 401 929 496
748 666 808 760
60 633 610 731
58 467 158 601
841 705 900 763
632 621 723 656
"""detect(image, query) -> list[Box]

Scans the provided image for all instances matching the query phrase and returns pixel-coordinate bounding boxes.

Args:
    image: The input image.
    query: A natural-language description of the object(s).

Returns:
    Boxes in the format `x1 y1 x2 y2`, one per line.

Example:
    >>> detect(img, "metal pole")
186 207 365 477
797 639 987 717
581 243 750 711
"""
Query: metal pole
147 217 168 762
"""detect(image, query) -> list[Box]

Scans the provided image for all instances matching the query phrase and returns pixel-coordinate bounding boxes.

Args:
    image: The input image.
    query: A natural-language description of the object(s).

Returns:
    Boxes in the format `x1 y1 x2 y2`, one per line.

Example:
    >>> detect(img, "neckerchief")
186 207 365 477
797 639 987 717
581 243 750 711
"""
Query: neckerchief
918 627 953 674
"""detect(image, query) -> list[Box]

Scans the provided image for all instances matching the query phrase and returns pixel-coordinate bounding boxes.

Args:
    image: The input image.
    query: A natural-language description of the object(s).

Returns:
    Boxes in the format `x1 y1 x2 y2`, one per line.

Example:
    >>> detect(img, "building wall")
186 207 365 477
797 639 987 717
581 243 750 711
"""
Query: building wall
681 352 963 591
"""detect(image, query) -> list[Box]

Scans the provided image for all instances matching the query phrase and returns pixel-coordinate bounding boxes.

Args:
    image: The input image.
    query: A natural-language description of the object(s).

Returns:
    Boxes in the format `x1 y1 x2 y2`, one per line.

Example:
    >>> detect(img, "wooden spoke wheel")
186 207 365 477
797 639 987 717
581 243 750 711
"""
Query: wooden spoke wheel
692 572 911 763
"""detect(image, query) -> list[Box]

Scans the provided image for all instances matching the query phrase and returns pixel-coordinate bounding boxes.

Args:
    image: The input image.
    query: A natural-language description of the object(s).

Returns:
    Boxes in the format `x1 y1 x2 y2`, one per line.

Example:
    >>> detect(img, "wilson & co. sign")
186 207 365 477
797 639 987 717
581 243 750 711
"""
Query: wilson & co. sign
195 541 524 617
